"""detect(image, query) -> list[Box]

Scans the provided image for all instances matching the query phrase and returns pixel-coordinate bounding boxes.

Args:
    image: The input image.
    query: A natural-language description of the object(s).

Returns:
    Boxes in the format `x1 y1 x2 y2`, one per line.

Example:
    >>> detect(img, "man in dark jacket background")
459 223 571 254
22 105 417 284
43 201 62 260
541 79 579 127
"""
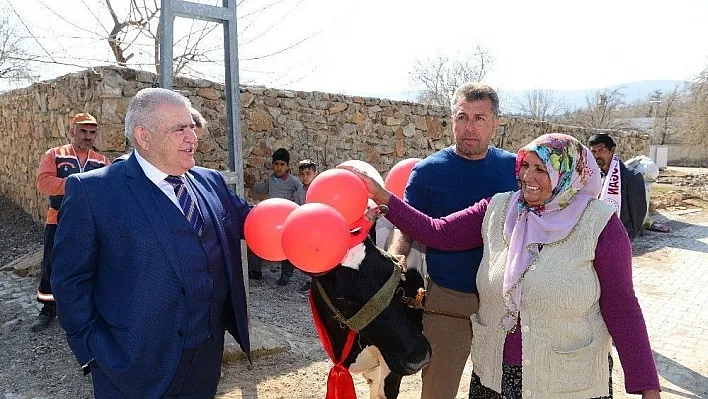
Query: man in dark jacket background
590 134 648 241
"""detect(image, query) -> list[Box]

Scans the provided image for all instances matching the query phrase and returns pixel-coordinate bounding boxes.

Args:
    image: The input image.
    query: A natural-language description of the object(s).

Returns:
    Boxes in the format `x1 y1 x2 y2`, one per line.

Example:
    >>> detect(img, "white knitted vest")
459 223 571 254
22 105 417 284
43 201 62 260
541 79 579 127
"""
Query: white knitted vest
472 192 615 399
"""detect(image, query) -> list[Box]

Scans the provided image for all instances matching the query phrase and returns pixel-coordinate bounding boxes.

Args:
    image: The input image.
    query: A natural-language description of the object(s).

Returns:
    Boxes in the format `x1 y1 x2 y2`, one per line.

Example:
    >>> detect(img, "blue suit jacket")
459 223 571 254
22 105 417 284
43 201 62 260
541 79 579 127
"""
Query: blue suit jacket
51 155 251 398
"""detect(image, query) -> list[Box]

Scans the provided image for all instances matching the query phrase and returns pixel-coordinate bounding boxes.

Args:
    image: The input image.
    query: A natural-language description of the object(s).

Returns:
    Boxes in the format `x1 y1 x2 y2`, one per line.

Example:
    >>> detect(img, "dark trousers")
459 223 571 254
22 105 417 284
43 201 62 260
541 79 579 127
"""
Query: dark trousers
247 248 294 278
91 334 225 399
37 224 57 309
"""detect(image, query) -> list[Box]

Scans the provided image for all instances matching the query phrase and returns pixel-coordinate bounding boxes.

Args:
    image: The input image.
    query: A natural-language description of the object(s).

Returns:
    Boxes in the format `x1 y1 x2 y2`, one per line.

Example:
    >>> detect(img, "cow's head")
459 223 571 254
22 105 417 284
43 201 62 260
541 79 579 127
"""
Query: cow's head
311 237 431 376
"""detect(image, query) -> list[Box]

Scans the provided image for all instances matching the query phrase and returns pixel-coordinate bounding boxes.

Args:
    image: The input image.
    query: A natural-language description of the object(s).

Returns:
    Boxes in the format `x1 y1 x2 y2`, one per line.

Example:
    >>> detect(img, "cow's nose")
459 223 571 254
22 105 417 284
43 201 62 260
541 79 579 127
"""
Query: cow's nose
402 339 431 375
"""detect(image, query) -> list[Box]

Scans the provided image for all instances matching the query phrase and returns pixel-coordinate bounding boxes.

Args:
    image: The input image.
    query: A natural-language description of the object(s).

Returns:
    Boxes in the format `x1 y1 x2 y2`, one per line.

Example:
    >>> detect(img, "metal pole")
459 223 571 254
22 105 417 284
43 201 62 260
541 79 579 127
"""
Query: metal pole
159 0 175 88
159 0 249 319
223 0 244 197
158 0 244 197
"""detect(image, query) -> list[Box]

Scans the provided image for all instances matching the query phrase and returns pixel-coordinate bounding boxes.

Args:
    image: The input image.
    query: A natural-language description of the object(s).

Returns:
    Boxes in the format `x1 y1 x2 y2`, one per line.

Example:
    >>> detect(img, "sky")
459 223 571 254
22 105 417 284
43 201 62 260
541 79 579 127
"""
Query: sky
2 0 708 99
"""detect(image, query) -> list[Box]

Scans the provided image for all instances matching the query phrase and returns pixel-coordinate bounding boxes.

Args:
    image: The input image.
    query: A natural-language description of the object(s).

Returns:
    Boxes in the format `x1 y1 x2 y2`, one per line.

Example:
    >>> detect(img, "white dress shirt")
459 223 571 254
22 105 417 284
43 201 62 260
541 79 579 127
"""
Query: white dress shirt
133 150 200 215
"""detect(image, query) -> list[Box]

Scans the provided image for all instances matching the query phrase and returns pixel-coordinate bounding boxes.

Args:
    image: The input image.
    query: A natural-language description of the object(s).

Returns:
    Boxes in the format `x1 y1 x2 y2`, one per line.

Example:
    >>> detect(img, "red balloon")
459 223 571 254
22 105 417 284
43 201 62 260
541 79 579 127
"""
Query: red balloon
244 198 299 261
305 169 369 225
281 203 350 273
384 158 422 198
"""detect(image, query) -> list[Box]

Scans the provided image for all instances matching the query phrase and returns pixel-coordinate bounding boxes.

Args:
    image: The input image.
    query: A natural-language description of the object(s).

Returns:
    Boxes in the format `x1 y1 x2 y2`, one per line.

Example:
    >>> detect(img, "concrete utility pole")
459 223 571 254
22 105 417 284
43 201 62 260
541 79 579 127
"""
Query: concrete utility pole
159 0 244 196
650 91 663 145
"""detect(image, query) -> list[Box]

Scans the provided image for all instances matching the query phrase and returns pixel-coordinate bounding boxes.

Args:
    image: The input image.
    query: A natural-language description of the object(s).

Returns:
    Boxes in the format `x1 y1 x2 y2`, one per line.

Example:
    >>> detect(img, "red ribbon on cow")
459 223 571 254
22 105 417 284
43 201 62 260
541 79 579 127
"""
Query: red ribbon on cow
309 289 358 399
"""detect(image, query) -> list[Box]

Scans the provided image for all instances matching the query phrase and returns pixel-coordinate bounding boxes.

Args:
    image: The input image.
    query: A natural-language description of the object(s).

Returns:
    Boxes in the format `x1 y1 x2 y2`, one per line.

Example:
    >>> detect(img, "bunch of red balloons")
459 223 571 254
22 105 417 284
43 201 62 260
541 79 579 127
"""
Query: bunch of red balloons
244 167 367 273
244 158 420 274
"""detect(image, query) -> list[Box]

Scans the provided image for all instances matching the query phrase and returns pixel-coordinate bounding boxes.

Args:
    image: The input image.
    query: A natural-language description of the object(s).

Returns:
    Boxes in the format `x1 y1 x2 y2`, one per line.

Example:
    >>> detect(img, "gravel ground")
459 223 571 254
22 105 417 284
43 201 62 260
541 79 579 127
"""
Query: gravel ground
0 192 446 399
0 195 43 267
2 188 707 399
0 195 92 398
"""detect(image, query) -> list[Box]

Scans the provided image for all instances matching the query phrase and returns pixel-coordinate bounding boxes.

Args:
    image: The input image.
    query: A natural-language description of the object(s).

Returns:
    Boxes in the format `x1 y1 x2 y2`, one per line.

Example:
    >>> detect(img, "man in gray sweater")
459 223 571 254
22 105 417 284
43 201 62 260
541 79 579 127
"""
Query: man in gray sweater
248 148 304 285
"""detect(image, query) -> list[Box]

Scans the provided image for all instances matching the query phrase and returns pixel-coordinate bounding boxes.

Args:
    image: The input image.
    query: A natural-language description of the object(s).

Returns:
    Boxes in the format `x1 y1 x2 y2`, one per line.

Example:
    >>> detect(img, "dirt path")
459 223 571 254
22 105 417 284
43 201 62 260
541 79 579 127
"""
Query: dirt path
217 211 708 399
1 167 707 398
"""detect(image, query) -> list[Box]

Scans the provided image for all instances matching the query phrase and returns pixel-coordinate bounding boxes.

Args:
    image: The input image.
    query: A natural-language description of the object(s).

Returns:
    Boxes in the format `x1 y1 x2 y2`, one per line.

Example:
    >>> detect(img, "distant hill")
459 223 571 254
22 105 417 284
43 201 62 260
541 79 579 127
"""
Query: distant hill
345 80 690 113
501 80 689 114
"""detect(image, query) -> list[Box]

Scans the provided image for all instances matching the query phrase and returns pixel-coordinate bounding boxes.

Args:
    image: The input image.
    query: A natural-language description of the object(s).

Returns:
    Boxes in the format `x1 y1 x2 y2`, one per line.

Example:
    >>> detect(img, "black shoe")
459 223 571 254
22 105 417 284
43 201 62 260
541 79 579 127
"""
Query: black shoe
248 270 263 280
31 308 56 332
277 274 291 286
297 281 311 294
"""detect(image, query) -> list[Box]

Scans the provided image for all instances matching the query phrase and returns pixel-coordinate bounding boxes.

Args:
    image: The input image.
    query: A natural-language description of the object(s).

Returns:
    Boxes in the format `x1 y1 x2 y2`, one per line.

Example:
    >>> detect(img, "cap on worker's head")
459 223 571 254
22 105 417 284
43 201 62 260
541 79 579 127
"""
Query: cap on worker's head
71 112 98 125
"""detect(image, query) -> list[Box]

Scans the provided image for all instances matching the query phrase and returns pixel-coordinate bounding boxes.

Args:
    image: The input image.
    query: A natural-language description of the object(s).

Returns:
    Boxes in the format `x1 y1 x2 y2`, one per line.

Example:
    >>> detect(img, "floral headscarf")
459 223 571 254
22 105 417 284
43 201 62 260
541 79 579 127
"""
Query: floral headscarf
501 133 601 332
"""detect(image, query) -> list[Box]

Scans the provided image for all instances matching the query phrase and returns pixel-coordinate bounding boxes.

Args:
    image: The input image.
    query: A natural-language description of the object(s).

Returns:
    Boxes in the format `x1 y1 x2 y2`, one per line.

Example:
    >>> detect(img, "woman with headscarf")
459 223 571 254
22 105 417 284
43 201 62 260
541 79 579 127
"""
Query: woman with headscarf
342 134 660 399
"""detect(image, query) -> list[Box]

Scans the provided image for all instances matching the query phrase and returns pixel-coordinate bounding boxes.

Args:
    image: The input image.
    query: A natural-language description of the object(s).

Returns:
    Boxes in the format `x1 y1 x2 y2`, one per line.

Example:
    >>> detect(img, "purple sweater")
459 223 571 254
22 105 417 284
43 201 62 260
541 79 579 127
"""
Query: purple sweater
386 195 660 394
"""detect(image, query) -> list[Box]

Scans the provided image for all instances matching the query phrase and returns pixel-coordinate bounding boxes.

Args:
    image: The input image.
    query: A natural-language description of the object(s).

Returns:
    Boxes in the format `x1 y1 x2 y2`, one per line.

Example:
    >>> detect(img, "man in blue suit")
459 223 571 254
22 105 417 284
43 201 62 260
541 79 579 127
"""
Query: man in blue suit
51 88 251 398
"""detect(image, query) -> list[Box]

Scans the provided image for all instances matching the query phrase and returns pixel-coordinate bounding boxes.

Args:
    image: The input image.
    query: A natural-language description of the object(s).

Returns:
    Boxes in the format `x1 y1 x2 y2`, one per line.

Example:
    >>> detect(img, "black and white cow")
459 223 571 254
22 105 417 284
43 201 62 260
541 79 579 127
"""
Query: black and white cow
310 236 431 399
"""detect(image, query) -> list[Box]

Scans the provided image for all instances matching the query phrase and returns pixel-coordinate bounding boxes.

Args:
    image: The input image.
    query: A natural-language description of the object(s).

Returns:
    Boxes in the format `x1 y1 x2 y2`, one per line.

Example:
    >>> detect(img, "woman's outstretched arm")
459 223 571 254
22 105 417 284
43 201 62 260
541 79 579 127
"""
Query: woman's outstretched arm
384 194 488 251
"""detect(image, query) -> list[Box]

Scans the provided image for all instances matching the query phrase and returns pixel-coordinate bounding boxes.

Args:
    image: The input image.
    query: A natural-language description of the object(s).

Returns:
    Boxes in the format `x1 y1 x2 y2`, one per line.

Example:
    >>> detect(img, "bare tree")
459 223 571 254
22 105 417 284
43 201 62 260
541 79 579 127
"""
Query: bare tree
10 0 322 82
100 0 225 76
39 0 220 76
409 45 493 106
563 88 630 130
651 86 684 145
681 67 708 160
517 89 566 121
0 12 38 86
104 0 153 67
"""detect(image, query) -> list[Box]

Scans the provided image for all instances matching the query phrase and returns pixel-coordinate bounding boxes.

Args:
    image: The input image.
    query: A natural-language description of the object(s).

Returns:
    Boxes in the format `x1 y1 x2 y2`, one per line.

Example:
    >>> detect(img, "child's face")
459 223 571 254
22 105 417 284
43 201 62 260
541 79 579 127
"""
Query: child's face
299 167 317 186
272 160 288 178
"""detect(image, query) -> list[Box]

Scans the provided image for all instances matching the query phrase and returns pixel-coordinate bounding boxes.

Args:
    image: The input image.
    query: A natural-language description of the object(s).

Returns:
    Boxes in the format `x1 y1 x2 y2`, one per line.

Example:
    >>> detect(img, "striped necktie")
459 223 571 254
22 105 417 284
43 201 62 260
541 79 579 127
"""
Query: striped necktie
164 175 204 237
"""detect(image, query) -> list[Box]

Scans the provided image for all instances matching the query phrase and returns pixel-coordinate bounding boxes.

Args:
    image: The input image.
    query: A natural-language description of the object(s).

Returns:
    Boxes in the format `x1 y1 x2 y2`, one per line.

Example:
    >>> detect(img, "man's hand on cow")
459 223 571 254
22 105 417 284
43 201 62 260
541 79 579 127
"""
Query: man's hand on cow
338 165 392 206
393 254 407 271
392 254 407 281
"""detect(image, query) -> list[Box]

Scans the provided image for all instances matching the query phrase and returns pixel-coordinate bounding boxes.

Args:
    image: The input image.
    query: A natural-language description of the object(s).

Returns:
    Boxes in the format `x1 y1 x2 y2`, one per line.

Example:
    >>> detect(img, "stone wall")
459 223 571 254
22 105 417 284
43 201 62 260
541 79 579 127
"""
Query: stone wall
664 144 708 167
0 66 649 223
498 118 649 161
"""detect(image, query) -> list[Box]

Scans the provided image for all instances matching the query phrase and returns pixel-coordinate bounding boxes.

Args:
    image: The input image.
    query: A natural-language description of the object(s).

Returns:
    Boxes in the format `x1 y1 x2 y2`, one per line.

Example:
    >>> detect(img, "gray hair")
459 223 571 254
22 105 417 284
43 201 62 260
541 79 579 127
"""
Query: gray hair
450 82 500 117
189 107 207 129
124 88 192 145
